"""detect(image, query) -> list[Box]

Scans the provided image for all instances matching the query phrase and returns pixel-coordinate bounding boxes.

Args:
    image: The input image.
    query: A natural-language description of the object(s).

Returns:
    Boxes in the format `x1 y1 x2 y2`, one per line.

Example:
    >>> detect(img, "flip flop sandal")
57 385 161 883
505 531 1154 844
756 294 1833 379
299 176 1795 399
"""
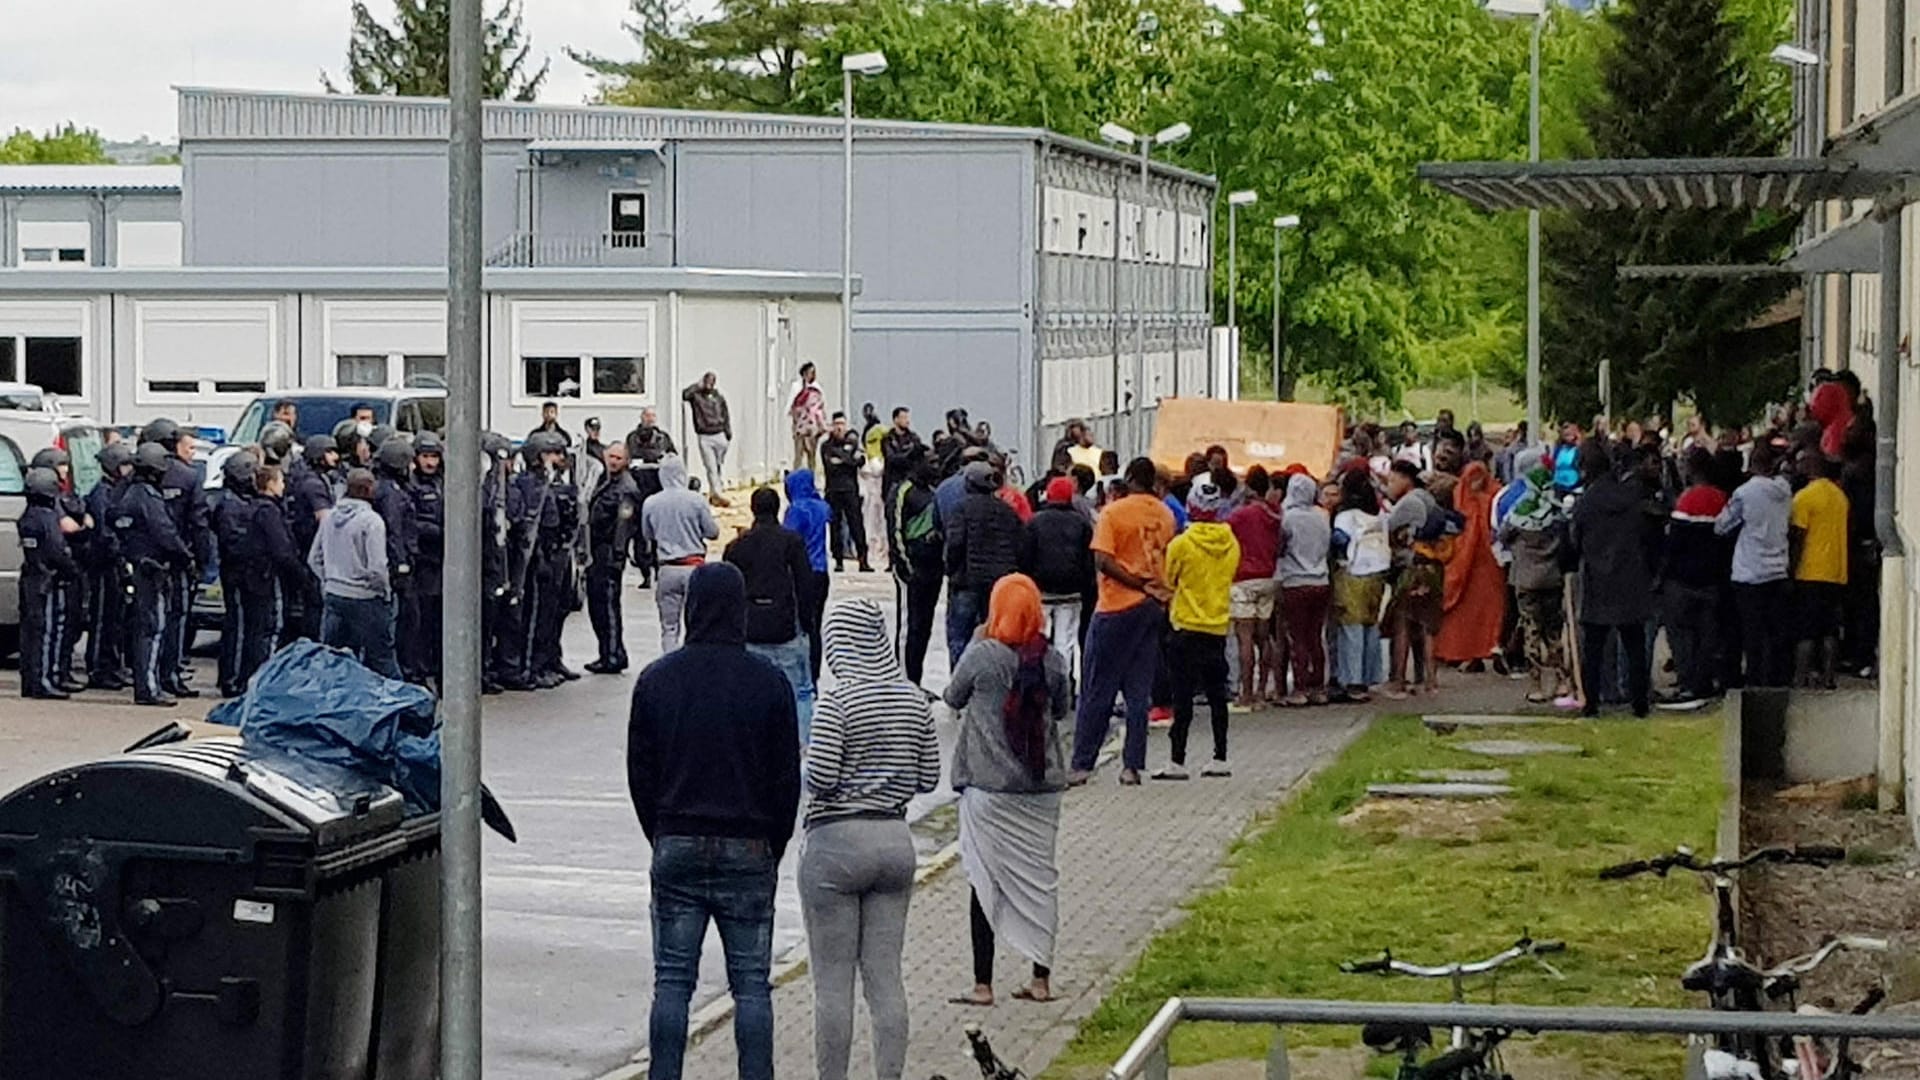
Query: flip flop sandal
1012 988 1055 1003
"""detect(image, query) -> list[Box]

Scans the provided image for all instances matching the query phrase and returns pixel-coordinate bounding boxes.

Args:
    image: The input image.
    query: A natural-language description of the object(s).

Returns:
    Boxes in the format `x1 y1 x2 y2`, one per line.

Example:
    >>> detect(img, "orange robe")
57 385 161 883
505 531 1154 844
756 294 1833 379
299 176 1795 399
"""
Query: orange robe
1434 462 1506 663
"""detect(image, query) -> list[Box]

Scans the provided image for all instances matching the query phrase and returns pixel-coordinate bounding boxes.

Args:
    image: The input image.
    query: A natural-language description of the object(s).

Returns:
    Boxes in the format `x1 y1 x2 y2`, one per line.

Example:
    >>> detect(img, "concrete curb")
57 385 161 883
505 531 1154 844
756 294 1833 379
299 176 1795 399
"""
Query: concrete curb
594 736 1120 1080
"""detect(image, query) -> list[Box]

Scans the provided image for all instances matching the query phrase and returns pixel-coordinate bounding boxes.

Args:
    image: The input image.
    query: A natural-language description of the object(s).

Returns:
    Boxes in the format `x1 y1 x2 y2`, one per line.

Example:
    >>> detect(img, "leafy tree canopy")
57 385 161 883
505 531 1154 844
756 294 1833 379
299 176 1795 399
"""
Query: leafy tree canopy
0 125 111 165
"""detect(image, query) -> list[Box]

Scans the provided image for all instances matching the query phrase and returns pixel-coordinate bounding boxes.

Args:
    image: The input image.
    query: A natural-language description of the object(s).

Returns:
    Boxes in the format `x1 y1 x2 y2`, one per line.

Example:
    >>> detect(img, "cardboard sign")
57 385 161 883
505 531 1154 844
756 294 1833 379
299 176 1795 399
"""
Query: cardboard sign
1148 397 1344 476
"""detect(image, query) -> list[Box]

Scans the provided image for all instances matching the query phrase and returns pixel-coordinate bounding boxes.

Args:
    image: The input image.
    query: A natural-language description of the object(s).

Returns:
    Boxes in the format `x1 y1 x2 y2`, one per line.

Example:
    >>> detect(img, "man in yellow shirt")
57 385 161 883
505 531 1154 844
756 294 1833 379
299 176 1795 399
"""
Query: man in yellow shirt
1154 475 1241 781
1790 453 1850 689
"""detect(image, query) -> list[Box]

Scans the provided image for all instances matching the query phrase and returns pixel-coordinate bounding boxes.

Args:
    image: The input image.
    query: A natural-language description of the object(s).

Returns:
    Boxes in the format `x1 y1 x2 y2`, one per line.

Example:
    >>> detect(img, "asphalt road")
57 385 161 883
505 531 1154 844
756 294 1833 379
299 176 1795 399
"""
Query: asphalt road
0 565 954 1080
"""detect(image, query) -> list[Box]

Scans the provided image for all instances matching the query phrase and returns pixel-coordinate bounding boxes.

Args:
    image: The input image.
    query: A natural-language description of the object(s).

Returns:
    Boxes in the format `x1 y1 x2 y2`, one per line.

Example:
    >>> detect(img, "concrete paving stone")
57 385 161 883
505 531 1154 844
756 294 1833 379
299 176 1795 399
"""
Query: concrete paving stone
1410 769 1512 783
1365 782 1514 799
1422 714 1561 731
1455 739 1583 758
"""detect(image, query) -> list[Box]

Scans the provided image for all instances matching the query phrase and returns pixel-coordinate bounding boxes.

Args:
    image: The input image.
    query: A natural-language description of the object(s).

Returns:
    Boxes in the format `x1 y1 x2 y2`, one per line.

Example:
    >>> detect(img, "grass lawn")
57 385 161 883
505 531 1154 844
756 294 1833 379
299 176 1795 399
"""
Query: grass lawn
1049 715 1723 1080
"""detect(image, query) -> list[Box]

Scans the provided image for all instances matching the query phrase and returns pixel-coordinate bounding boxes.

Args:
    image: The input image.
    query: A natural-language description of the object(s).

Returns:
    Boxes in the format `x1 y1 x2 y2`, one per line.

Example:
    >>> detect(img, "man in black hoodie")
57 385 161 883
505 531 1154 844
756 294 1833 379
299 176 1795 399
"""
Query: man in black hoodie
723 487 817 739
943 460 1023 669
627 562 799 1080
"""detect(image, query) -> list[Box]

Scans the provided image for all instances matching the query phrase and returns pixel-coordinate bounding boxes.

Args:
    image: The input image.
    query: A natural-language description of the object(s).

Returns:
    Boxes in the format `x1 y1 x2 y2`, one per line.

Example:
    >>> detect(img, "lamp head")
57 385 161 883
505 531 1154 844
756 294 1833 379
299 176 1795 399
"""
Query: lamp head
1228 190 1259 207
1153 121 1192 146
1485 0 1547 17
1769 43 1821 67
842 51 889 75
1274 214 1301 229
1099 122 1138 148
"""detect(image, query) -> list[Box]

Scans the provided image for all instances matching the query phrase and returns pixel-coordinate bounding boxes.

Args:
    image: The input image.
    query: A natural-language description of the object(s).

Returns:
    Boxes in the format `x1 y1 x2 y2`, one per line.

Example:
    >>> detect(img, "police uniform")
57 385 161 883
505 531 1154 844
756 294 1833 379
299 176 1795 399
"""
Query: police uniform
235 479 304 688
513 434 579 689
585 461 643 672
19 468 80 699
481 435 524 691
211 455 258 696
83 444 134 689
286 435 337 642
142 420 210 696
372 439 420 684
30 449 90 692
115 444 191 706
405 436 447 685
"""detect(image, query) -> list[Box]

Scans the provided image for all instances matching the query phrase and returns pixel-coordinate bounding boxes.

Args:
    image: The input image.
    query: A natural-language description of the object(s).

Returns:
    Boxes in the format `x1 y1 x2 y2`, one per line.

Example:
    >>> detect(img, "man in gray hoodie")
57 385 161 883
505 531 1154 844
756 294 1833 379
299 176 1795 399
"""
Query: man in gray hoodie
309 468 401 679
1716 442 1794 687
641 454 721 652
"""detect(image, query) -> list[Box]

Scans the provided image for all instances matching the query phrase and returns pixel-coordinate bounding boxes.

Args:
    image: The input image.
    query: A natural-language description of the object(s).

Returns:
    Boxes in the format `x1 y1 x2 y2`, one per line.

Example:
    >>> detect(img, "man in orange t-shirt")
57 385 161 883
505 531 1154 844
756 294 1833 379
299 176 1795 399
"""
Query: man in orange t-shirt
1070 456 1177 785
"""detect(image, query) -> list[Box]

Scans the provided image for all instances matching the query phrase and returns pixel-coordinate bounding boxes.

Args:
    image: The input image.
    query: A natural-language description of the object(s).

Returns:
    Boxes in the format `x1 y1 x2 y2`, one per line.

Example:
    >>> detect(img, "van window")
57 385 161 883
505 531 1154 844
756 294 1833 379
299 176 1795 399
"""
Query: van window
0 436 25 495
416 397 446 434
396 402 420 433
231 400 267 446
63 428 104 496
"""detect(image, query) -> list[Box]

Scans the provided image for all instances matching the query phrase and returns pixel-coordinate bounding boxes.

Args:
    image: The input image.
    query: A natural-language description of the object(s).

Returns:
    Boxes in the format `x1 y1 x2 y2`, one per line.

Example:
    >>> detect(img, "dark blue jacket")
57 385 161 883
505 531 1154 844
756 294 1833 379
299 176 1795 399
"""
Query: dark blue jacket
409 474 445 589
82 478 127 569
114 481 191 568
161 456 212 567
373 474 418 577
21 500 80 584
241 493 306 591
626 564 801 857
287 460 333 560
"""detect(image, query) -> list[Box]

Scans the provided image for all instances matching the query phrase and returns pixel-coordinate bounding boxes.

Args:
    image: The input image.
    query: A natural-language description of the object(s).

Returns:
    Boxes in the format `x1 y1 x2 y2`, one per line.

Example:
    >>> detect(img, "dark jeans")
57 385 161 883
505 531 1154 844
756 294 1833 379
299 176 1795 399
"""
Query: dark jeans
1662 581 1718 699
586 563 628 668
162 567 194 688
1733 580 1792 689
236 582 282 692
1072 599 1165 772
1580 621 1649 716
827 489 868 567
899 570 941 685
1167 629 1229 766
320 594 401 680
649 836 779 1080
84 565 125 682
1843 541 1880 670
528 553 569 676
800 568 829 680
217 571 247 693
945 583 988 673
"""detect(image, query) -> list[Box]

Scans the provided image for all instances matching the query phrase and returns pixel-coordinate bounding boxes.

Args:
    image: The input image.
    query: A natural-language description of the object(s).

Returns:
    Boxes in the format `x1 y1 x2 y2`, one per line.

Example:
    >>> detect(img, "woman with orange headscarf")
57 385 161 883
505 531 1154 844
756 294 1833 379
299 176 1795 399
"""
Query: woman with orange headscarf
943 573 1071 1007
1434 461 1507 666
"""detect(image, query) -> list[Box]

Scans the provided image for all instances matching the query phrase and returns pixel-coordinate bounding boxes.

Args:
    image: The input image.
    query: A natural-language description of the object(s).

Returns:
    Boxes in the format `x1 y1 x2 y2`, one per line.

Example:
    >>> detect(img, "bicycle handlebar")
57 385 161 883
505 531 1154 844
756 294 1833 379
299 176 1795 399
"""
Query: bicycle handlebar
1598 845 1845 881
1340 937 1566 979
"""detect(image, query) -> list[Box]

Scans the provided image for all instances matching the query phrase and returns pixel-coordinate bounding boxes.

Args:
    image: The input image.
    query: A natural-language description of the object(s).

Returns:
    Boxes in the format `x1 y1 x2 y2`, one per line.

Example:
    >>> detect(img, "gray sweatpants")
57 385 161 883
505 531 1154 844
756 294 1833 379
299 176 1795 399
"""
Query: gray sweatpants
697 432 729 497
800 817 917 1080
656 564 697 653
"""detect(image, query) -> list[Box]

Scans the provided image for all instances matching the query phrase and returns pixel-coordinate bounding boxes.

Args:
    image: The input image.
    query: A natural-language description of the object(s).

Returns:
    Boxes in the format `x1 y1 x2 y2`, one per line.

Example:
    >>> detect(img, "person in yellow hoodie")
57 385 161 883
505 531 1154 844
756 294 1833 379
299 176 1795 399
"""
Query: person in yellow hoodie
1154 474 1241 780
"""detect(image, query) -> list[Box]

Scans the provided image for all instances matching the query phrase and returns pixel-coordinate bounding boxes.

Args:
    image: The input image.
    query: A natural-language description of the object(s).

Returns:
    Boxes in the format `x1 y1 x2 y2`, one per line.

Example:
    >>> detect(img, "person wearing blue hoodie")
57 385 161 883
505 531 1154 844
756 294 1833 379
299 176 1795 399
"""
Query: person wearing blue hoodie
784 469 833 680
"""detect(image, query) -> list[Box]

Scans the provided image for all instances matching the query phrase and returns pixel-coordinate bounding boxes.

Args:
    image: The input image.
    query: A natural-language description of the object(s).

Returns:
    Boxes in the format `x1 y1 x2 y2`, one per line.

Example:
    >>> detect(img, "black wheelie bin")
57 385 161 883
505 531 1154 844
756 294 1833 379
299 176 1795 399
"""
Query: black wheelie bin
0 735 441 1080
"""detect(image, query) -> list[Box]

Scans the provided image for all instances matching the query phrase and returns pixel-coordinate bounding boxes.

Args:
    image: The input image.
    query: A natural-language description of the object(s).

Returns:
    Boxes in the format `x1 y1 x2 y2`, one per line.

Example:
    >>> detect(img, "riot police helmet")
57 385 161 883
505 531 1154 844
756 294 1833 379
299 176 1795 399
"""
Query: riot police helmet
221 451 259 491
133 442 171 479
376 437 416 475
139 417 182 448
24 466 61 501
259 422 296 463
304 434 338 464
29 447 70 471
97 442 134 475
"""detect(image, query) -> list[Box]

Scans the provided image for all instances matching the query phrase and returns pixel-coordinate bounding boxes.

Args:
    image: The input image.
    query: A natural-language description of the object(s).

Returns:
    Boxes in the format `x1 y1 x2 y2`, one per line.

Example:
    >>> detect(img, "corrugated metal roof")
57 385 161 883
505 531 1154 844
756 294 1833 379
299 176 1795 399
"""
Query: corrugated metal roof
0 164 181 193
1416 158 1891 212
0 265 849 297
174 87 1216 188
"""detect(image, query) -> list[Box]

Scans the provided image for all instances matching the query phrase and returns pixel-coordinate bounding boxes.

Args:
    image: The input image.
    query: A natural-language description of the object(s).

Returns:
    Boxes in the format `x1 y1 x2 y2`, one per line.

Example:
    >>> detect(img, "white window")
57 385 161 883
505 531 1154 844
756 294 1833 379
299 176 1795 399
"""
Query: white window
322 301 447 390
510 299 655 405
115 221 183 268
16 221 89 270
133 300 277 403
336 354 389 388
0 300 91 401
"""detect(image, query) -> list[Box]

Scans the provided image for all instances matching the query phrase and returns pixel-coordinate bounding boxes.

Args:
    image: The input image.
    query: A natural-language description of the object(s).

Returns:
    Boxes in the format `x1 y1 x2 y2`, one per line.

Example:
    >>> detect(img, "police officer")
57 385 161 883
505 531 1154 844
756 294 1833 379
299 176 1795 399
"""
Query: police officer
84 442 135 690
331 420 364 498
116 442 191 707
139 419 210 698
626 407 676 589
212 452 260 696
234 463 305 687
286 434 338 642
19 467 81 699
480 432 522 693
584 442 643 674
29 447 89 693
258 421 296 468
372 436 419 682
514 432 579 689
406 432 447 686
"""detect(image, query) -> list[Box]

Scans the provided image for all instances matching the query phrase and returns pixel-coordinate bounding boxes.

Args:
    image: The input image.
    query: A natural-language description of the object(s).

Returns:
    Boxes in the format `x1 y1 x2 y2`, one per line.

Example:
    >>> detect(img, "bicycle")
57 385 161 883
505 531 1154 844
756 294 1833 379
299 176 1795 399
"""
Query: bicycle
930 1023 1023 1080
1341 934 1567 1080
1598 845 1870 1079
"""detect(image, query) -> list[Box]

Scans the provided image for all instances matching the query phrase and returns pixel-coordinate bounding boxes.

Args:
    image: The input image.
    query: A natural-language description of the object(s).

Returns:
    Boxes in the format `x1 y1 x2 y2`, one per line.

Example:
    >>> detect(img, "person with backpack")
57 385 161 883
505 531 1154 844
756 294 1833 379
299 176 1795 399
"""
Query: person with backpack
891 451 944 688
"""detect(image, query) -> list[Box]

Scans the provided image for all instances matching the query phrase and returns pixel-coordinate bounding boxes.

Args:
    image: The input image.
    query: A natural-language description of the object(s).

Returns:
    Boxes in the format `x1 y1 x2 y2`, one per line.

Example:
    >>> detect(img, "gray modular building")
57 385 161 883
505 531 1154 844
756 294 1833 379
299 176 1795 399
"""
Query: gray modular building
0 165 182 270
0 88 1219 473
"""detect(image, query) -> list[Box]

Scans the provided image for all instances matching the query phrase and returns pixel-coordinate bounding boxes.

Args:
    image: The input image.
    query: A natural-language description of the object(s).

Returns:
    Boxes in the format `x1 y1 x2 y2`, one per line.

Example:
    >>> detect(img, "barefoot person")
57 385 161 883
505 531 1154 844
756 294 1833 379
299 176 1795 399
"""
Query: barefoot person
944 573 1071 1006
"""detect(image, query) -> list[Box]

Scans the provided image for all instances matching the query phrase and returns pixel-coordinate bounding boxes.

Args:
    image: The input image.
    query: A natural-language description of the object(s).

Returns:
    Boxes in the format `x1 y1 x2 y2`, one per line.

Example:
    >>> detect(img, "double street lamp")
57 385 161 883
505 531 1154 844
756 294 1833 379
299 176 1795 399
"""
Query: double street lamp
841 51 888 400
1226 190 1258 398
1100 119 1191 449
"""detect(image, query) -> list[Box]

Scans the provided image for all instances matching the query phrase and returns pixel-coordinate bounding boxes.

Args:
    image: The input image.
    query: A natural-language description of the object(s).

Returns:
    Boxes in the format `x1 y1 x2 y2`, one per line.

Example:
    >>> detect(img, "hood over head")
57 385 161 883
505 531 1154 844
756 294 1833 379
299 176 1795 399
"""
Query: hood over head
784 468 822 504
684 562 747 646
821 598 900 681
963 460 998 494
1808 381 1855 457
658 454 690 491
1186 475 1225 519
1044 476 1077 505
1284 473 1320 510
330 496 373 522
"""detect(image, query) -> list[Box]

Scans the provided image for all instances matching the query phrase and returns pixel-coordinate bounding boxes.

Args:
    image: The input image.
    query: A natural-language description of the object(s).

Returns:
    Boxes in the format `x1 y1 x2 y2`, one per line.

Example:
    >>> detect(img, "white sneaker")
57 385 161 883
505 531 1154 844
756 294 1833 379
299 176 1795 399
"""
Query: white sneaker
1151 765 1191 781
1201 760 1232 778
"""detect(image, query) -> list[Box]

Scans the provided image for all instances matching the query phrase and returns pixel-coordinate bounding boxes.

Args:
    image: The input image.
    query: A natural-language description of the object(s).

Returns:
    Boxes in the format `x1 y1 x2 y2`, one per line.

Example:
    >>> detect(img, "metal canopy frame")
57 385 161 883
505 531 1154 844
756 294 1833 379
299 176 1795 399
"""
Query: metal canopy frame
1416 157 1896 213
1825 92 1920 173
1786 209 1882 273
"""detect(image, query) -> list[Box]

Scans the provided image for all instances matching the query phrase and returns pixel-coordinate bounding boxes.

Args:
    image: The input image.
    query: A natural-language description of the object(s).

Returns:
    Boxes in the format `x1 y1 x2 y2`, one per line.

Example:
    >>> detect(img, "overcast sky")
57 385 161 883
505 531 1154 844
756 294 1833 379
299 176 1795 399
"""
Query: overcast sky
0 0 646 142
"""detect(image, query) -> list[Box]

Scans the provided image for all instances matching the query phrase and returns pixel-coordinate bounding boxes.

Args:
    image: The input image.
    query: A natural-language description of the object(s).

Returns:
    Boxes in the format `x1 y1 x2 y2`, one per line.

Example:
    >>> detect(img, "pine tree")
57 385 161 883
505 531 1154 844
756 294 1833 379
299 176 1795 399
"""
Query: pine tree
572 0 853 113
326 0 550 102
1539 0 1796 427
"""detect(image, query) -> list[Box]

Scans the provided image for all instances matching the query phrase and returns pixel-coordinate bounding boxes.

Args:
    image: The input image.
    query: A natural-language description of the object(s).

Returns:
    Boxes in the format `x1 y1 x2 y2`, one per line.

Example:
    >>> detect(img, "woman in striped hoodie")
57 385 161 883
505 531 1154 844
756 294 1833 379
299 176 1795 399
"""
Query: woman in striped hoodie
801 598 942 1080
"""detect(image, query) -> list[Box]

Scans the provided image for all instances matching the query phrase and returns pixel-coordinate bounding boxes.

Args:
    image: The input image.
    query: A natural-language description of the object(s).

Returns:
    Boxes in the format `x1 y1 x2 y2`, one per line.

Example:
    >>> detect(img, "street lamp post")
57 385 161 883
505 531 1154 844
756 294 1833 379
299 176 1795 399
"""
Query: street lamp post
1226 190 1258 397
841 51 888 403
1272 214 1300 400
1100 120 1190 452
1487 0 1547 441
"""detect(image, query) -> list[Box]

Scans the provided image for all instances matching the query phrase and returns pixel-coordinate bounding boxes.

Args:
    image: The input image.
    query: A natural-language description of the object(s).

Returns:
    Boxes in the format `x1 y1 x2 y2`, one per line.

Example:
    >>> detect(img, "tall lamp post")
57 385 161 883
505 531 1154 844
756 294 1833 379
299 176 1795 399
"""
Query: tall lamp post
1487 0 1546 441
1771 42 1822 380
1226 190 1258 398
1099 119 1191 451
841 51 888 401
1271 214 1300 400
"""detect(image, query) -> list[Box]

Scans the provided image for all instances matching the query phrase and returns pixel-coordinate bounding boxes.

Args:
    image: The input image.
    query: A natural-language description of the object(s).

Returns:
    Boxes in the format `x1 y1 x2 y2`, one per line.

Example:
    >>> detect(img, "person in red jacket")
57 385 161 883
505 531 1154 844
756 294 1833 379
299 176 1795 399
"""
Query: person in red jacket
1225 468 1282 707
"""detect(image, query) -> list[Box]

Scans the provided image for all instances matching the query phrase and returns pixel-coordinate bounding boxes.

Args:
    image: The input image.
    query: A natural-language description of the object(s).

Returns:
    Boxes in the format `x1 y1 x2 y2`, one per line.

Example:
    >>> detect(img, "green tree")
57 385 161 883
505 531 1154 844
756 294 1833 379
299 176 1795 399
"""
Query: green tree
325 0 549 101
575 0 854 112
1539 0 1795 426
0 125 111 165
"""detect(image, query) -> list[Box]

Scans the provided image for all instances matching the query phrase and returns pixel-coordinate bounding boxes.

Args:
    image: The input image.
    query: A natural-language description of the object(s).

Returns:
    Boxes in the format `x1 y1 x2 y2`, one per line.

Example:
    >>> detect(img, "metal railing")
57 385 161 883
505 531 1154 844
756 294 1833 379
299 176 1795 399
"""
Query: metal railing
484 231 653 267
1107 998 1920 1080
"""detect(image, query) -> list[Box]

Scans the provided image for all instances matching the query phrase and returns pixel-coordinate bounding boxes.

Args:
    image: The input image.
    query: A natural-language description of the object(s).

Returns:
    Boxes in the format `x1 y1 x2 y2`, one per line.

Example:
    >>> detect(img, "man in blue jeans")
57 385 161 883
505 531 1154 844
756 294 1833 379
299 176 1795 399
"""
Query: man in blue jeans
308 468 402 680
628 563 801 1080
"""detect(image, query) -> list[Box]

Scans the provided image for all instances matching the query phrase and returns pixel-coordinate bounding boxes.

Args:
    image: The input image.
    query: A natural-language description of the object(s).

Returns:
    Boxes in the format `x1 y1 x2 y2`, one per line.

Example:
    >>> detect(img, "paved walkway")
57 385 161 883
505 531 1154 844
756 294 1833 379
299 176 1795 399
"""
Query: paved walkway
647 710 1366 1080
